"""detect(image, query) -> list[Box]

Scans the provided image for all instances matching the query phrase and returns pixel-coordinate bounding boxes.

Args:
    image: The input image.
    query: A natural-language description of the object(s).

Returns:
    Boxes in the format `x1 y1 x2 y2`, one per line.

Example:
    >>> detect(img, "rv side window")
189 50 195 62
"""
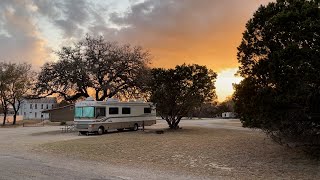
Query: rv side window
122 107 131 114
109 107 119 114
144 108 151 114
96 107 106 117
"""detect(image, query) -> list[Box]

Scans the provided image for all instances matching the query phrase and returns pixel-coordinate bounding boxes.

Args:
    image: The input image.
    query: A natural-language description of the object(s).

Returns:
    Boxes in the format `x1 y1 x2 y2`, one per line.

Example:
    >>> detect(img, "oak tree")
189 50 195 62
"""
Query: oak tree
37 35 150 102
234 0 320 148
149 64 217 129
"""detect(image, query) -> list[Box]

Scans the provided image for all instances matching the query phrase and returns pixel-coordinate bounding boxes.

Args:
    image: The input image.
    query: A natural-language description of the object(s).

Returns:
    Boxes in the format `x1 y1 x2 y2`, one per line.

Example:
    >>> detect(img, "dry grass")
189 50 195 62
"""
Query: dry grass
0 119 63 128
212 121 243 127
0 124 21 128
36 127 320 179
0 119 38 128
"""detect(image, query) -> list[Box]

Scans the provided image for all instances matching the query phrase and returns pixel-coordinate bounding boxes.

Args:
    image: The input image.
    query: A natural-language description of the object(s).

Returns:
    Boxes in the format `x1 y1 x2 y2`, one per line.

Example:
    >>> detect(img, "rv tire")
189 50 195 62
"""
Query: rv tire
133 123 139 131
97 126 104 135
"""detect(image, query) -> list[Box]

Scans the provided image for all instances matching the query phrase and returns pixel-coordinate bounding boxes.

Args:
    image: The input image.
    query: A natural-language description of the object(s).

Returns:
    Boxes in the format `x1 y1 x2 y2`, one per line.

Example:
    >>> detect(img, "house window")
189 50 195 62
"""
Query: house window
46 104 48 109
41 104 43 109
30 104 33 109
122 107 131 114
24 112 26 116
144 108 151 114
35 112 37 118
35 104 37 109
109 107 119 115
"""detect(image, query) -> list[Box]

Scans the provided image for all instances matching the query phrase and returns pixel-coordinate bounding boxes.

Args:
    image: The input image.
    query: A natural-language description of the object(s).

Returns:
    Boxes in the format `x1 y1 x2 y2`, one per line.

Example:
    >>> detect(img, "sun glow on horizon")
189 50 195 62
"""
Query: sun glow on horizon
215 68 242 102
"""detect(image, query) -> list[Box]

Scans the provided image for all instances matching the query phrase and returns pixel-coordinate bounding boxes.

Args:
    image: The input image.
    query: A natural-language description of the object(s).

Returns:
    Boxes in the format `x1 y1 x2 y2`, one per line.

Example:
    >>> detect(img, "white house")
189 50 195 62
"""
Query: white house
17 97 57 120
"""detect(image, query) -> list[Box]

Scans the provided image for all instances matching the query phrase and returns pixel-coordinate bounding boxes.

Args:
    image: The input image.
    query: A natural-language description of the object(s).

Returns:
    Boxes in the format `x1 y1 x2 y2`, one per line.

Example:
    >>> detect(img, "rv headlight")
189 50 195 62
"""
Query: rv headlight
89 124 94 128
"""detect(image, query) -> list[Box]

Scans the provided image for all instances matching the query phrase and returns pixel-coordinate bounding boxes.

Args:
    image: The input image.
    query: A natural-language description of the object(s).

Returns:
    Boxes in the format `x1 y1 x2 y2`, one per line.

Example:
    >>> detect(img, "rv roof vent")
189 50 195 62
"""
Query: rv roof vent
107 98 119 102
85 97 95 101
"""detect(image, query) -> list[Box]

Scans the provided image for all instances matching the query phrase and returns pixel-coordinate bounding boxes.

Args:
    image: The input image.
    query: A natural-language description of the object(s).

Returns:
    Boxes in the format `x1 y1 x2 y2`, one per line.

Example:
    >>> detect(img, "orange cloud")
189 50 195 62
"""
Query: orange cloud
102 0 273 101
105 0 273 72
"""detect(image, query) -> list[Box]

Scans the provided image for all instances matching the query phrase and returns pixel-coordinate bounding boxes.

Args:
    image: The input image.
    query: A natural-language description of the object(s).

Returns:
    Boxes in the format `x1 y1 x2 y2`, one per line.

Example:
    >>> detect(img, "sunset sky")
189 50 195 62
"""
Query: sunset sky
0 0 272 102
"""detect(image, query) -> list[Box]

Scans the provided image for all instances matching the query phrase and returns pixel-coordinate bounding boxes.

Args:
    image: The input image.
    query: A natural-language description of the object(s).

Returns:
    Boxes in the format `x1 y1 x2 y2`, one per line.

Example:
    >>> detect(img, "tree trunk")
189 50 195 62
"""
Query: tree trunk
173 117 182 128
166 116 182 129
165 118 173 128
12 101 20 125
12 114 17 125
2 112 6 126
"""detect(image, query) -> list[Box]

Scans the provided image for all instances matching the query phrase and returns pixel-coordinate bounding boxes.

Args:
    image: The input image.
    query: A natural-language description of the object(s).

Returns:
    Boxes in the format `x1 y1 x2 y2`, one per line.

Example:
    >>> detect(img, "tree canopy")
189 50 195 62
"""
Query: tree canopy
234 0 320 148
0 62 34 125
149 64 217 129
36 35 150 102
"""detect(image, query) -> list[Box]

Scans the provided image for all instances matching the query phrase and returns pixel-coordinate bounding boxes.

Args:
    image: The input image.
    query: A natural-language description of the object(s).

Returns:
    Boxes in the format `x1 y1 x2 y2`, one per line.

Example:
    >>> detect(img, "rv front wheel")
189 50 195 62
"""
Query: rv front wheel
133 123 139 131
97 126 104 135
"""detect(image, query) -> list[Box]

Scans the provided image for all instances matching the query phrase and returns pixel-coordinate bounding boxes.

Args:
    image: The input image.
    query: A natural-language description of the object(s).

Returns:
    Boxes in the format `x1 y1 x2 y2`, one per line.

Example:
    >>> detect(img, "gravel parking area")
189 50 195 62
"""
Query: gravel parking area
36 124 320 179
1 119 319 179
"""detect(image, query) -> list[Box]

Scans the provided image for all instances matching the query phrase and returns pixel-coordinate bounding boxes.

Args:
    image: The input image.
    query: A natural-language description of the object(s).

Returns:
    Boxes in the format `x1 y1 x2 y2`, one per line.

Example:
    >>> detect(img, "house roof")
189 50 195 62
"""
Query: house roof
24 97 57 104
42 104 74 113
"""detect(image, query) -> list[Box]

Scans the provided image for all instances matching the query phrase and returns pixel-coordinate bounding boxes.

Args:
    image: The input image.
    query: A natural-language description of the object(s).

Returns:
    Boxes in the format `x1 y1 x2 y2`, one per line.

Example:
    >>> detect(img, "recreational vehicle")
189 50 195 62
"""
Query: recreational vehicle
75 97 156 135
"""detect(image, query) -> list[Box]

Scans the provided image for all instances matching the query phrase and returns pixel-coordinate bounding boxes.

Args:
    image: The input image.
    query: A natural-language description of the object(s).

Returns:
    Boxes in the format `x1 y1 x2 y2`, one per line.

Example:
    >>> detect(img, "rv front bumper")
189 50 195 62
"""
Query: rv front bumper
75 124 98 132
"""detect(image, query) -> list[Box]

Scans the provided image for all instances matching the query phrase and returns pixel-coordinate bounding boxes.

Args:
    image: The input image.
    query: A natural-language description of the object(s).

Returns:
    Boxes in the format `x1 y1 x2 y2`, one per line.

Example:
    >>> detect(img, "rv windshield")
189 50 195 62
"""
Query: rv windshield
75 107 95 118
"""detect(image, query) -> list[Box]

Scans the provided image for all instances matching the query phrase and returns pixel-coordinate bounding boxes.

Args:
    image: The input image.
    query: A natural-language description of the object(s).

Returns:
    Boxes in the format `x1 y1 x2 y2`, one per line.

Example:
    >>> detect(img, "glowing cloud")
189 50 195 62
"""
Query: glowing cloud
215 68 242 102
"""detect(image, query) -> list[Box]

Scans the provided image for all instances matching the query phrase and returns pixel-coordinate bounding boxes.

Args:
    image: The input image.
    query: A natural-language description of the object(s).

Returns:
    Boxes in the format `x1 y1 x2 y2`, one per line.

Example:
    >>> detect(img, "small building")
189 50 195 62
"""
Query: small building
222 112 237 119
17 97 57 120
42 104 74 122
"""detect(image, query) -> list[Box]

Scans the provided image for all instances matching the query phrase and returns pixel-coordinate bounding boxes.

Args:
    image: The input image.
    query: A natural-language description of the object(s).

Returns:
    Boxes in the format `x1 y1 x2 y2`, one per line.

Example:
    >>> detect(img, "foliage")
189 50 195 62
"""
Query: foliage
190 103 218 119
36 35 150 102
190 98 235 119
57 100 71 107
234 0 320 148
149 64 217 129
215 97 235 116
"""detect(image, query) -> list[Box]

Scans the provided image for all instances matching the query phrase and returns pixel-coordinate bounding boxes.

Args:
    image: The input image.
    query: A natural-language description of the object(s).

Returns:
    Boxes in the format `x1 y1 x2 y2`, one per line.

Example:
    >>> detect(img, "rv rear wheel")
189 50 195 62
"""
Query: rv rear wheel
133 123 139 131
97 126 104 135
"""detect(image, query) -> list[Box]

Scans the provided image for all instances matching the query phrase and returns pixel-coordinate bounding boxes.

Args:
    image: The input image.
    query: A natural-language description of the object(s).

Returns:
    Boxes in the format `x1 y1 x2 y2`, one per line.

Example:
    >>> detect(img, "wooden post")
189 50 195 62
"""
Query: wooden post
142 121 145 131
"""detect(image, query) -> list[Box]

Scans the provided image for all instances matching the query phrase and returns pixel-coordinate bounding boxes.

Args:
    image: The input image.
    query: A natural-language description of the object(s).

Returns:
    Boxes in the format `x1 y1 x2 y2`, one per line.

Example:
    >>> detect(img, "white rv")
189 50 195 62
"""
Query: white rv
75 97 156 135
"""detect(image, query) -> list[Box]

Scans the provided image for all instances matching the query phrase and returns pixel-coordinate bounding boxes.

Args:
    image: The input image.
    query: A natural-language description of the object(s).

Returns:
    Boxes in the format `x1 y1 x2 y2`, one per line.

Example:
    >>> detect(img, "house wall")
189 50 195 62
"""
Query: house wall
49 106 74 122
18 102 56 120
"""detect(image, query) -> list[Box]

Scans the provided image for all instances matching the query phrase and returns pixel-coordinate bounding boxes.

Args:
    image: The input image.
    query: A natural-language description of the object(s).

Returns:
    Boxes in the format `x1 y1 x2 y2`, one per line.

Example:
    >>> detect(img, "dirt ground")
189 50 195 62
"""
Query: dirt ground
36 122 320 179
